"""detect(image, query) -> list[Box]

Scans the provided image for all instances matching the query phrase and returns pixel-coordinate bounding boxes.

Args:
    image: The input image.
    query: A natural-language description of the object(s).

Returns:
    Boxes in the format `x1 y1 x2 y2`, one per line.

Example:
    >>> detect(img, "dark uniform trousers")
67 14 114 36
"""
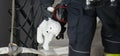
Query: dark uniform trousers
66 0 120 56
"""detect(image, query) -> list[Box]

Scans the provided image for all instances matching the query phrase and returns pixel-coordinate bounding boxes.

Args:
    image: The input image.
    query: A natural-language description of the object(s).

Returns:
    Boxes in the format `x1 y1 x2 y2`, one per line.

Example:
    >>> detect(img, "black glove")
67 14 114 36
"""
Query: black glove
56 26 66 40
55 0 67 40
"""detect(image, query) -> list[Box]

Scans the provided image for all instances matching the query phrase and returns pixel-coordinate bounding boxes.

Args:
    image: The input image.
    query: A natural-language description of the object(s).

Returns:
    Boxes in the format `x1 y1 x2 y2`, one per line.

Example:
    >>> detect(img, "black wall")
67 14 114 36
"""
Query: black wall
0 0 11 47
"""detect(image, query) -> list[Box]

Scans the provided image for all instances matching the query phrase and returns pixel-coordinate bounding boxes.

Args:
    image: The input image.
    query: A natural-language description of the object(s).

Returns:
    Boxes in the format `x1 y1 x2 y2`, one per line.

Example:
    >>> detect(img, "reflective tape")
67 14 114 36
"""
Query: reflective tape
69 45 90 54
105 39 120 44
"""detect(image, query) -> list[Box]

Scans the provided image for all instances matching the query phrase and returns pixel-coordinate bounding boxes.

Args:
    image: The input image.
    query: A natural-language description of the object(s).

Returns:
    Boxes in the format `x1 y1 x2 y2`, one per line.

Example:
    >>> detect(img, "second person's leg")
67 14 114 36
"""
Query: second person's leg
67 1 97 56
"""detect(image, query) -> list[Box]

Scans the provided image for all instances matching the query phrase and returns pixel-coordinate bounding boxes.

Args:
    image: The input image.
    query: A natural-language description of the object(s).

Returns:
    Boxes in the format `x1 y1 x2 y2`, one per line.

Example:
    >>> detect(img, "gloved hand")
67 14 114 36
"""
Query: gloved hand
56 26 66 40
54 0 67 40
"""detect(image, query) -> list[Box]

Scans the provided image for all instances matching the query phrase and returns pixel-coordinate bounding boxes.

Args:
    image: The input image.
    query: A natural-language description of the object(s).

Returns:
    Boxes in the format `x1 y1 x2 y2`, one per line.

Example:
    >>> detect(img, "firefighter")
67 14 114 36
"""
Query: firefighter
40 0 120 56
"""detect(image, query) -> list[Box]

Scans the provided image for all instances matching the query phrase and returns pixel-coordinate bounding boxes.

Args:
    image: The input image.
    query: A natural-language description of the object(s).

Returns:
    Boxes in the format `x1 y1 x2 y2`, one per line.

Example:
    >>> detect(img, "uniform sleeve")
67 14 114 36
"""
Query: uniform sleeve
40 0 55 6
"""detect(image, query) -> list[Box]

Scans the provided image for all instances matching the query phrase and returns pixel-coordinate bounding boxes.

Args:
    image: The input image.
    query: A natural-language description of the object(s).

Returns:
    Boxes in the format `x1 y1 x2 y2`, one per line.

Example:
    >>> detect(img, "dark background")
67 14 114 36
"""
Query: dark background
0 0 11 47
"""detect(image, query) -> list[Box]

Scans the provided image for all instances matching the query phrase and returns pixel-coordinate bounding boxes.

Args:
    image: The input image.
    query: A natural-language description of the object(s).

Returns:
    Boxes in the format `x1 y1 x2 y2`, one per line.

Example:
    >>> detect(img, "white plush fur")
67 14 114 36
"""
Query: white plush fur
37 18 61 50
